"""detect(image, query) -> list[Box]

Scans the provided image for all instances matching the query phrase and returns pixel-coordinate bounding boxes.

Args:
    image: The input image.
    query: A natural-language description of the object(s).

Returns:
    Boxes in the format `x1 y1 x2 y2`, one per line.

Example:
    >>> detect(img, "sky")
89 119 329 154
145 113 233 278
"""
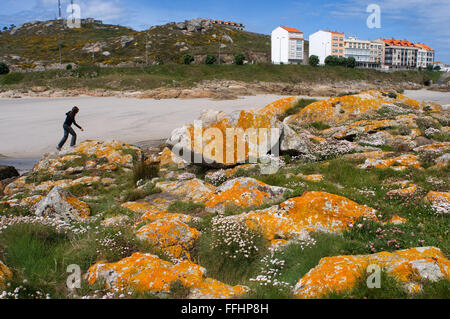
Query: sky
1 0 449 63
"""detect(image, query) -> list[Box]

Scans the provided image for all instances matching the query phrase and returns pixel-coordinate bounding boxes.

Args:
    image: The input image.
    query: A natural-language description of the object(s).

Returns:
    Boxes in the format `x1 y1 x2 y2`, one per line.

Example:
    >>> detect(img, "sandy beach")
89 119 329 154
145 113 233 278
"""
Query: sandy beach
0 90 448 170
0 94 299 159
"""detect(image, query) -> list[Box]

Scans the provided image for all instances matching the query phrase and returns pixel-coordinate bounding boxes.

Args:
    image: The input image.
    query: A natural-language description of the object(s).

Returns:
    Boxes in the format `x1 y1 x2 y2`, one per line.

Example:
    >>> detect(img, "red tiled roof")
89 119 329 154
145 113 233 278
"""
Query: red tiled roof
415 43 434 51
281 26 302 33
380 38 416 47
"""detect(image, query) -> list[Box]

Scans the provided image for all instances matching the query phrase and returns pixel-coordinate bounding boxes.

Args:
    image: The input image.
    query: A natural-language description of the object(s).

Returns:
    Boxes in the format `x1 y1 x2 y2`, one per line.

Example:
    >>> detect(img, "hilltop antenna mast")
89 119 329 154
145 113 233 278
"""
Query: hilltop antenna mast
58 0 62 20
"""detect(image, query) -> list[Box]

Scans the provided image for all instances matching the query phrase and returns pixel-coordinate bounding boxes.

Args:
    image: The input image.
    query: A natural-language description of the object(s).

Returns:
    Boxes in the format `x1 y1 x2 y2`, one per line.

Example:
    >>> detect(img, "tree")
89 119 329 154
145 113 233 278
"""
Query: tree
205 54 216 65
66 64 73 70
234 53 245 65
309 55 319 67
325 55 338 66
426 64 434 71
346 57 356 68
0 62 9 75
434 65 441 71
182 54 194 65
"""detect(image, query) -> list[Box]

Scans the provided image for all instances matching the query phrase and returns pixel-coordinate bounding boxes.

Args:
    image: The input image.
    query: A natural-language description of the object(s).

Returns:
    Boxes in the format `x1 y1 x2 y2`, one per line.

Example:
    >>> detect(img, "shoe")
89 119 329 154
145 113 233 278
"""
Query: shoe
56 147 61 151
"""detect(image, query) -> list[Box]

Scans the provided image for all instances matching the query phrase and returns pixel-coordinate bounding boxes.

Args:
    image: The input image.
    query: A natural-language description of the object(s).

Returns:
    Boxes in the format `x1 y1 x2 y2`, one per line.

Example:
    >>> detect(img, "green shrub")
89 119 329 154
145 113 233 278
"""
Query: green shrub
308 55 319 67
66 64 72 70
278 98 318 120
0 61 9 74
205 54 216 65
132 161 159 184
1 72 24 84
182 54 194 65
168 200 205 214
234 53 245 65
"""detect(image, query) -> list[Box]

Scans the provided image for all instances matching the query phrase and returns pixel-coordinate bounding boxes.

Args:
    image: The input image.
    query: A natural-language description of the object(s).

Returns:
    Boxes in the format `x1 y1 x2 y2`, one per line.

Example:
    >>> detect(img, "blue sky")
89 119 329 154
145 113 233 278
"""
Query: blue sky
1 0 449 63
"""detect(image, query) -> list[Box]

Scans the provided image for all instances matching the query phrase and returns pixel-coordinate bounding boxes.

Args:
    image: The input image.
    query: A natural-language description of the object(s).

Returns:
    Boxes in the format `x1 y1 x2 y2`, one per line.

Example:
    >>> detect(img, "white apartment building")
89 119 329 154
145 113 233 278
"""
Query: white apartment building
414 43 434 69
271 26 304 64
309 30 345 65
344 36 371 67
370 41 384 67
378 38 419 70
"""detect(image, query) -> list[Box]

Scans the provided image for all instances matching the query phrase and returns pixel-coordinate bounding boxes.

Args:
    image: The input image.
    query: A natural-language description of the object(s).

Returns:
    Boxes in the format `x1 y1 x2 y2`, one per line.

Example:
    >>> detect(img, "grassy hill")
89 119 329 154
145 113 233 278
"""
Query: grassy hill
0 19 271 69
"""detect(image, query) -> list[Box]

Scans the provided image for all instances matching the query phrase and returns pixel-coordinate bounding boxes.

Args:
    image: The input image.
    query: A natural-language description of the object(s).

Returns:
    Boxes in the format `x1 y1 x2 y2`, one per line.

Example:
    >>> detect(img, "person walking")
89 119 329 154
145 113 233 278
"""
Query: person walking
57 106 84 151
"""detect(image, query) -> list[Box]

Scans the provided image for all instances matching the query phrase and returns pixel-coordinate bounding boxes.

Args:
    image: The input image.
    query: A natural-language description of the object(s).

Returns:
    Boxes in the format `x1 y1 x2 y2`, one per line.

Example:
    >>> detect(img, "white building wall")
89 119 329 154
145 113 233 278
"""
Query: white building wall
271 27 290 64
309 31 331 65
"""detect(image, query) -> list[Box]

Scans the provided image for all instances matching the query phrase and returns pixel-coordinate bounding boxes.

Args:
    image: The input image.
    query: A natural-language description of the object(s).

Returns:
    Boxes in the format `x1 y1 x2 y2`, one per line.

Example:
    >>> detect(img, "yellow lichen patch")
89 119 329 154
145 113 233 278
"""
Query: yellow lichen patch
389 215 407 225
387 184 418 196
21 195 44 206
64 194 91 219
414 142 450 153
136 219 200 260
184 107 280 166
293 247 450 298
204 177 288 211
3 176 27 196
0 261 13 287
425 191 450 214
33 154 82 173
34 176 101 192
285 92 388 126
156 179 216 203
73 140 141 167
234 191 378 242
257 96 298 118
344 151 392 161
159 147 187 168
296 174 323 182
359 154 422 170
86 252 248 298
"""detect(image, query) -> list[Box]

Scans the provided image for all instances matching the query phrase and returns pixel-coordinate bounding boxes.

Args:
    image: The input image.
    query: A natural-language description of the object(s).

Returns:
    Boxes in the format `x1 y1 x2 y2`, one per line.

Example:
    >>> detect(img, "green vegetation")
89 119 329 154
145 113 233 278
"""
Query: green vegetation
0 61 9 74
0 64 439 92
182 54 194 65
204 54 216 65
278 98 318 121
325 55 356 68
234 53 245 65
132 161 159 184
168 200 205 215
308 55 319 67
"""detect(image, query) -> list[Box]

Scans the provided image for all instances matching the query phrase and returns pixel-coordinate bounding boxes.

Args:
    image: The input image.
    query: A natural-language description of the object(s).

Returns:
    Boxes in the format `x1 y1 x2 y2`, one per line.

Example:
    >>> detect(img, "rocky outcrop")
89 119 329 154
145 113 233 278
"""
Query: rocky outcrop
227 191 378 247
293 247 450 298
86 252 248 298
34 186 90 222
425 191 450 214
0 165 19 181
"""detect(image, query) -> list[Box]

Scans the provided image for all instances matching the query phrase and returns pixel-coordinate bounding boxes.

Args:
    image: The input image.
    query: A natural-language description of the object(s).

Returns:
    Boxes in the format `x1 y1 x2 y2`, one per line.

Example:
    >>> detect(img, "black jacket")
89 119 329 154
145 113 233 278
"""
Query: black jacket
63 111 81 129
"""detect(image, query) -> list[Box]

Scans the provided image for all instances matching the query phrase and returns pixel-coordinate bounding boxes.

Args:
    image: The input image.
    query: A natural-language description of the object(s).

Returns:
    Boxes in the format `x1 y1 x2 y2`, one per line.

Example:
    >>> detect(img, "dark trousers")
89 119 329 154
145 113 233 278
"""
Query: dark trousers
58 124 77 149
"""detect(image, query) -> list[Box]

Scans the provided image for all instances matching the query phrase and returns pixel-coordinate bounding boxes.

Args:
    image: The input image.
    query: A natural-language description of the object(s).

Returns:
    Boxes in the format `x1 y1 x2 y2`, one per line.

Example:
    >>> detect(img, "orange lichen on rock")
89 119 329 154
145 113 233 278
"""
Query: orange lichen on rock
231 191 378 245
137 219 200 260
389 215 407 225
156 178 216 203
425 191 450 214
159 147 187 168
204 177 289 212
257 96 298 118
296 173 323 182
86 252 248 298
0 261 12 287
359 154 422 170
387 184 418 196
72 140 141 167
414 142 450 153
293 247 450 298
285 92 387 126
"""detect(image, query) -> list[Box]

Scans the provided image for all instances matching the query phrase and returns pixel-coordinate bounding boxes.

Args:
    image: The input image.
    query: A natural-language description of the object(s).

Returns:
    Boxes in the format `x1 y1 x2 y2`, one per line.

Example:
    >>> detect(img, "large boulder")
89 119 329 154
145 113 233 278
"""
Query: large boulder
167 97 298 167
86 252 249 298
34 186 90 222
285 91 442 127
204 177 290 213
229 191 378 247
293 247 450 298
0 165 19 181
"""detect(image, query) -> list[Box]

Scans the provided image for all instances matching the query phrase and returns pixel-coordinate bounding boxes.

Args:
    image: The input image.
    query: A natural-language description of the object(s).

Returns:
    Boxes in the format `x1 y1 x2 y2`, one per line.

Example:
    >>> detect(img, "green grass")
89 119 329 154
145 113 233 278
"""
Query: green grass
0 64 439 92
278 98 318 121
168 200 205 215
